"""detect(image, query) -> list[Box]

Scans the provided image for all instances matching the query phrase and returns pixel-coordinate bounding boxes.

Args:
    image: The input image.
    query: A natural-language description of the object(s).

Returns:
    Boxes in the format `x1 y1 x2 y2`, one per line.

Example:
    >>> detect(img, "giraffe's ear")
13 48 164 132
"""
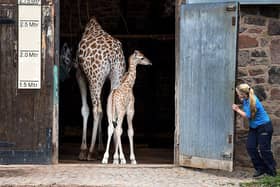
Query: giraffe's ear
62 43 67 52
134 50 139 56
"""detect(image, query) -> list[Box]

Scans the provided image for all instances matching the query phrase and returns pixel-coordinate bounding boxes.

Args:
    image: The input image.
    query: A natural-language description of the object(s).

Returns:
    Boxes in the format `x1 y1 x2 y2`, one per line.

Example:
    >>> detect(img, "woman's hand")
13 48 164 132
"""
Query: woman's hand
232 104 247 118
232 104 240 111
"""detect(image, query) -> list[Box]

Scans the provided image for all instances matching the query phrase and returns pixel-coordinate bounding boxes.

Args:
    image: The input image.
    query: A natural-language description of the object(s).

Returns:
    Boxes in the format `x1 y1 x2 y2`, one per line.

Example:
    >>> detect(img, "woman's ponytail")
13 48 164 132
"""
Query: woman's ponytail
249 88 256 119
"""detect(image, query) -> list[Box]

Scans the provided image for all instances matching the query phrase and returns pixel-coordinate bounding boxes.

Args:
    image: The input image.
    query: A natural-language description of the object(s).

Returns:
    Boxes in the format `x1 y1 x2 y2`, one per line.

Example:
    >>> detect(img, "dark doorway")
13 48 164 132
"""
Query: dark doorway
59 0 175 164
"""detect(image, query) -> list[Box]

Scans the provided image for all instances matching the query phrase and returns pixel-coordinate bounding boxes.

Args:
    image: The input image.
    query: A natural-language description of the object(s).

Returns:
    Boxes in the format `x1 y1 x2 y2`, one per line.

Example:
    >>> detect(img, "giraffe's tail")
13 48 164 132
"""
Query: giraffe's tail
107 90 117 127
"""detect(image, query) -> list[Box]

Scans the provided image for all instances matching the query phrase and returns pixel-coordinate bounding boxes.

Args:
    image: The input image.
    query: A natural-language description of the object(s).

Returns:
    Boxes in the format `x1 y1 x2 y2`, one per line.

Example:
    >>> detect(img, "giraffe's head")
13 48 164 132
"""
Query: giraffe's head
60 42 74 82
60 42 74 71
131 50 152 66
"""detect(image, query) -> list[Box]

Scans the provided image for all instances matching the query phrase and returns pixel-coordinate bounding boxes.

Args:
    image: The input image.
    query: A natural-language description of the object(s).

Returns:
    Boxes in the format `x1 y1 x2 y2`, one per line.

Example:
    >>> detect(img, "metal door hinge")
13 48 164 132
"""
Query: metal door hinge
0 141 15 147
232 17 236 26
0 18 15 24
228 134 233 144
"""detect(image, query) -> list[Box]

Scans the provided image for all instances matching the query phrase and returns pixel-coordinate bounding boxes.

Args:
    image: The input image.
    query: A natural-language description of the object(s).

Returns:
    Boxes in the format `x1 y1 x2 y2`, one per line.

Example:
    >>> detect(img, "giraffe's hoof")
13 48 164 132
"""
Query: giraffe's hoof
78 149 88 161
131 160 137 165
87 151 98 161
113 159 119 164
101 158 108 164
120 159 126 164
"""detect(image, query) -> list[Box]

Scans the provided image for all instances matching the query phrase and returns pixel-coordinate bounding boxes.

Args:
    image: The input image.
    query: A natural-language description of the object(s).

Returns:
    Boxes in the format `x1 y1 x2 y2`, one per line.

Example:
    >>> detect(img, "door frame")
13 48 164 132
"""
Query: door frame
174 0 185 165
52 0 60 164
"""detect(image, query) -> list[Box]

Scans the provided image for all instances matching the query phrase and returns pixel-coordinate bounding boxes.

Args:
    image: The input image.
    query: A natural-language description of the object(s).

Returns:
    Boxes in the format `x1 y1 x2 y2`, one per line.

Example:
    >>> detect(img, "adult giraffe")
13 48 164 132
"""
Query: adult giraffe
77 17 126 160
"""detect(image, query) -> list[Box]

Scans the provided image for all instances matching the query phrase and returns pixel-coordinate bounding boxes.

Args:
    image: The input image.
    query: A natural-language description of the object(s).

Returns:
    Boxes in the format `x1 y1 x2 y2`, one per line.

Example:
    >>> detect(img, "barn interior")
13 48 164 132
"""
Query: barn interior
59 0 175 164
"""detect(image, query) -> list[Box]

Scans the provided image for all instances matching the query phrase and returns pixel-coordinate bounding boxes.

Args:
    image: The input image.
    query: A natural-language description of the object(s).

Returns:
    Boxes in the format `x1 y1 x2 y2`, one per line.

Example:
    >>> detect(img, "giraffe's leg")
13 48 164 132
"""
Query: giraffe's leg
102 92 114 164
102 122 114 164
97 110 104 151
113 127 118 163
113 127 120 164
86 68 109 160
113 114 126 164
87 103 102 160
114 117 126 165
117 126 126 165
76 69 89 160
127 98 136 164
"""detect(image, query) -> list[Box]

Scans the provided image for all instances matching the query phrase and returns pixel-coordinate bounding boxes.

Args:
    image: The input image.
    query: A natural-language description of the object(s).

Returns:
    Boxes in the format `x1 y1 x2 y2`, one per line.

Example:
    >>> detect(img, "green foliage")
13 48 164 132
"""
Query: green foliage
240 171 280 187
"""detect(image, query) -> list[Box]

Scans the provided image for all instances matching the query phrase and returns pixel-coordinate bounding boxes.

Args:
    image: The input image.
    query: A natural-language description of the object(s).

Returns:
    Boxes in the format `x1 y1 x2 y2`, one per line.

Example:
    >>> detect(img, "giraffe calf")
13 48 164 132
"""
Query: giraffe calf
102 50 151 164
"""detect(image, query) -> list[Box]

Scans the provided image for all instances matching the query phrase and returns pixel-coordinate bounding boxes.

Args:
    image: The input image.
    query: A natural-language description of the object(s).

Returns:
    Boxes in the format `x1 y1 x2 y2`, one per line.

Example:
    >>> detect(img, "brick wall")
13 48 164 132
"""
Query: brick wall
235 6 280 168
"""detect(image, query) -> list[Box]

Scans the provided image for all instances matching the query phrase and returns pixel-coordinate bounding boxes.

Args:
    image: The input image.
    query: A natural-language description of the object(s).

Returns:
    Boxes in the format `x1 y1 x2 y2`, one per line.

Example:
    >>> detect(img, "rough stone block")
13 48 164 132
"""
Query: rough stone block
238 50 250 66
248 68 265 76
268 20 280 35
270 39 280 64
247 28 263 34
244 16 266 26
238 68 248 77
237 78 253 86
260 38 269 47
251 50 267 57
253 77 265 84
263 102 278 114
272 137 280 167
253 85 266 101
271 88 280 100
247 59 269 66
275 109 280 118
234 141 252 168
239 35 258 49
269 66 280 84
271 117 280 136
239 27 247 33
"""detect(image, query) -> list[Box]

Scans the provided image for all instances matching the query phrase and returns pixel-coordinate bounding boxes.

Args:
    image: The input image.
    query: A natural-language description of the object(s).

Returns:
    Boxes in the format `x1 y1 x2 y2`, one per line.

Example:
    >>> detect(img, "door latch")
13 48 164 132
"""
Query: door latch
226 5 236 12
221 151 232 160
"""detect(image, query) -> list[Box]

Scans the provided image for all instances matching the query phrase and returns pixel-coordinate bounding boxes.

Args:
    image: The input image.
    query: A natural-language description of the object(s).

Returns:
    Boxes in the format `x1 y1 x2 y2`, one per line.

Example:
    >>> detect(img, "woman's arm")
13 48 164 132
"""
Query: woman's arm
232 104 247 118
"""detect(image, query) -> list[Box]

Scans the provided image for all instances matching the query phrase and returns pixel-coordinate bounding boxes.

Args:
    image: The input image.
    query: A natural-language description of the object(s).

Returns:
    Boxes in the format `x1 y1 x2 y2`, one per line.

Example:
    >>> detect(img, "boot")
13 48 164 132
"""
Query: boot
253 170 265 178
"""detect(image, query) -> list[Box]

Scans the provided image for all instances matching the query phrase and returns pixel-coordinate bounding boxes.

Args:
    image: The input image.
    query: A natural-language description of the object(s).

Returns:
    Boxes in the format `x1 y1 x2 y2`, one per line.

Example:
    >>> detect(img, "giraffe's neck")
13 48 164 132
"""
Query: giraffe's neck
122 61 137 89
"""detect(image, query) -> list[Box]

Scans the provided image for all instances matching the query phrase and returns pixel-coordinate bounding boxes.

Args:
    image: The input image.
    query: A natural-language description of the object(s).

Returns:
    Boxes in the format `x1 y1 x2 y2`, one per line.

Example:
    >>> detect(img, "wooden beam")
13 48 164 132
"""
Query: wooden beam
113 34 174 40
174 0 181 166
0 0 17 4
60 33 175 40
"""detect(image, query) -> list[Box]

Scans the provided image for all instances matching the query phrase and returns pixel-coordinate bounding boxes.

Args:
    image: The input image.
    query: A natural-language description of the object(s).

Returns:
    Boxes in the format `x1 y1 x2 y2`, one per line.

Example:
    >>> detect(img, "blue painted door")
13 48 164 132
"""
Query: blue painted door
178 2 238 171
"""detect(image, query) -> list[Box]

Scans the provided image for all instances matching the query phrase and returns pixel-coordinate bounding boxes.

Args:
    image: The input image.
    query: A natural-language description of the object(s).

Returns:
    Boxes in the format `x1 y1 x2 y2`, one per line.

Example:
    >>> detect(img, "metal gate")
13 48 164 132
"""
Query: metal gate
177 2 238 171
0 2 56 164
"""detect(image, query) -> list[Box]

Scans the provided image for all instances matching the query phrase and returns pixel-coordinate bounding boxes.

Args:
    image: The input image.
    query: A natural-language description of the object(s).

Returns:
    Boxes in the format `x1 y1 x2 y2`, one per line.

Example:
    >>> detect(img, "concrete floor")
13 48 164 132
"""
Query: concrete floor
59 143 173 164
0 164 254 187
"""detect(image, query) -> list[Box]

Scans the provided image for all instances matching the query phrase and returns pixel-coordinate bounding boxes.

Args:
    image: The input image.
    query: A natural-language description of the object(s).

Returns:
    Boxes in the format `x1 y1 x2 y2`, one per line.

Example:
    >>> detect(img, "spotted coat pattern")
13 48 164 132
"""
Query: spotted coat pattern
77 17 126 159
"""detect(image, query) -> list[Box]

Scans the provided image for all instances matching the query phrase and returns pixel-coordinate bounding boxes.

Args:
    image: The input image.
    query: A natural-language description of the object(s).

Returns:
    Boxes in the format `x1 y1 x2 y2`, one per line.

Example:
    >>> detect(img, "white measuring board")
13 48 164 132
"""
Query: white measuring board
18 0 41 89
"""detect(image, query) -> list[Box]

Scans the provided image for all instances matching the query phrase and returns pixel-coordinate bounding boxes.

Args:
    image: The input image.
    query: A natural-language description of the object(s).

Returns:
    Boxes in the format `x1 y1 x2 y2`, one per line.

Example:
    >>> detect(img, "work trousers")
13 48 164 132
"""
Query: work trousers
246 121 276 173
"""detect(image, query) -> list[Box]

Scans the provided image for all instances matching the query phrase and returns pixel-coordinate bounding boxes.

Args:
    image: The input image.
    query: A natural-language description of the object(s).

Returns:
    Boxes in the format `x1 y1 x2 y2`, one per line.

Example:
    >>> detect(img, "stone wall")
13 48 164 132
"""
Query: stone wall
235 6 280 168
